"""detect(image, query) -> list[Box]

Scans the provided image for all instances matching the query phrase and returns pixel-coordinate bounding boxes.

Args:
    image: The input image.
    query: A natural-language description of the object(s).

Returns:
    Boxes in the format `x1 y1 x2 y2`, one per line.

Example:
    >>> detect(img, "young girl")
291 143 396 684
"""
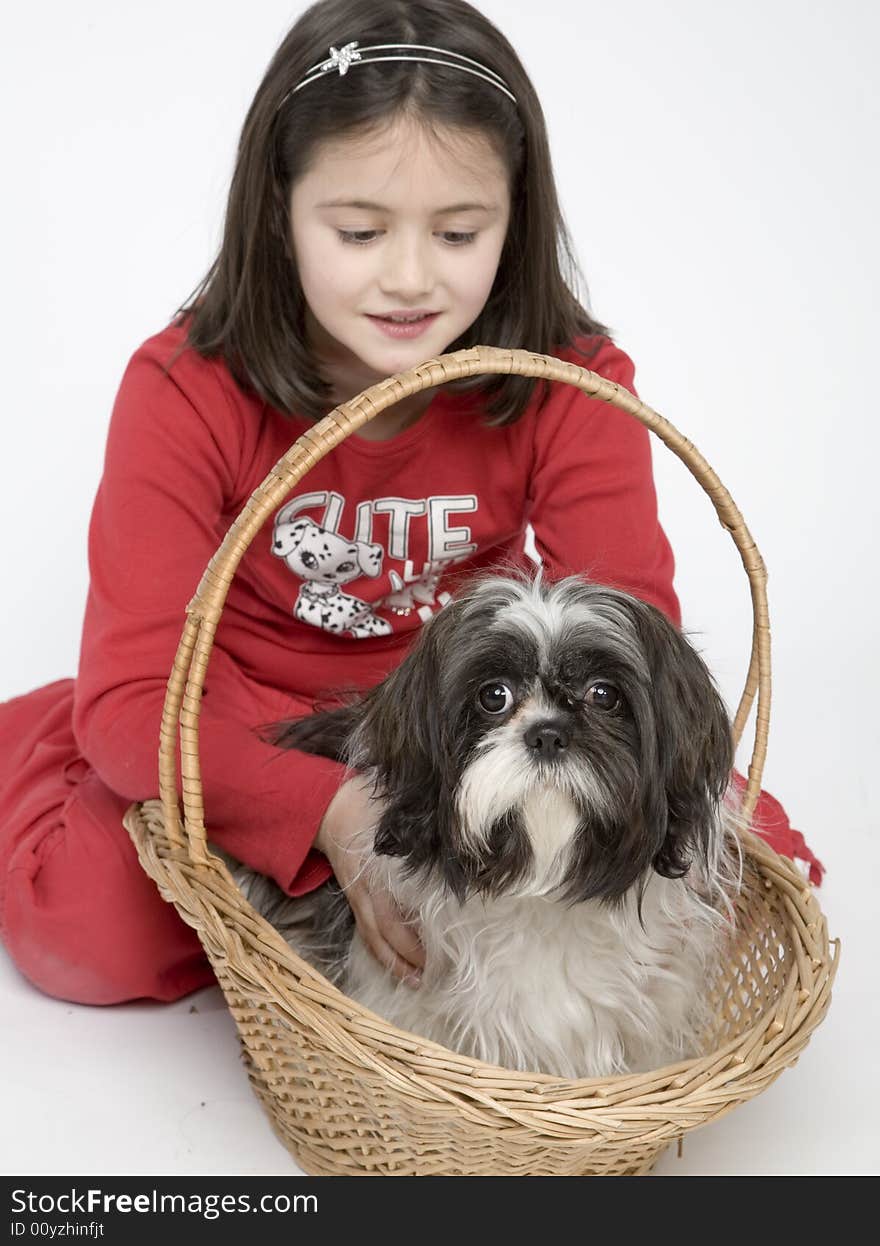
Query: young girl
0 0 822 1007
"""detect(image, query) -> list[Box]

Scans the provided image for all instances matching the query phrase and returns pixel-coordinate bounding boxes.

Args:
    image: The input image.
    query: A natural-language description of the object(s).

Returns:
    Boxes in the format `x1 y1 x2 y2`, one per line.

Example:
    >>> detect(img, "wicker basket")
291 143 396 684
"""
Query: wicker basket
124 345 838 1176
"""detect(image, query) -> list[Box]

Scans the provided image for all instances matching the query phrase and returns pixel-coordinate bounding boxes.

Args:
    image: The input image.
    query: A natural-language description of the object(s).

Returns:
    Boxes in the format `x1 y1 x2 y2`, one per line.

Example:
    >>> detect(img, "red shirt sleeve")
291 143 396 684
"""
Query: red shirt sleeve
71 336 339 896
527 339 681 626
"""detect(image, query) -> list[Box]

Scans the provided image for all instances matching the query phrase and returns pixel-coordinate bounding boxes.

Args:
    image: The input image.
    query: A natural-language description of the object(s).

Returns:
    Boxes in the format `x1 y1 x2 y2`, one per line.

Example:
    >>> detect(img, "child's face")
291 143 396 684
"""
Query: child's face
289 114 511 396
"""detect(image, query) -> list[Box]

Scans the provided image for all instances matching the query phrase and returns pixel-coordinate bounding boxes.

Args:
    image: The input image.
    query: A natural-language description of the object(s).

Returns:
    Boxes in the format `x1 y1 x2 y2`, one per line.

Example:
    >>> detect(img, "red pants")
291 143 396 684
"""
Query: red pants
0 680 214 1004
0 679 824 1007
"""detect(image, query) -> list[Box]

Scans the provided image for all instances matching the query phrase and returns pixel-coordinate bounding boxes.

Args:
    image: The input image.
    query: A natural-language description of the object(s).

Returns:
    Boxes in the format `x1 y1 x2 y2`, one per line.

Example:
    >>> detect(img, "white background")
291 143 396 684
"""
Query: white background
1 0 877 1176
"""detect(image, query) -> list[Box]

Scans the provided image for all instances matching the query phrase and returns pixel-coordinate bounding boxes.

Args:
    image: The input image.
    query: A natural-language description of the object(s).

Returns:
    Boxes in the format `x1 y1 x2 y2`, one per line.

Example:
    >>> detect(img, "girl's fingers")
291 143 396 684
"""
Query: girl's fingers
350 891 423 986
362 923 422 986
373 937 423 987
377 903 426 971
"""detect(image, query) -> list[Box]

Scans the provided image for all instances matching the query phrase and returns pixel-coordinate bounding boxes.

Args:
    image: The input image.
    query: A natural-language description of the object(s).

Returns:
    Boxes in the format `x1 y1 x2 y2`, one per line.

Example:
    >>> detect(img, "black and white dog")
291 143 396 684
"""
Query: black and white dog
222 571 744 1079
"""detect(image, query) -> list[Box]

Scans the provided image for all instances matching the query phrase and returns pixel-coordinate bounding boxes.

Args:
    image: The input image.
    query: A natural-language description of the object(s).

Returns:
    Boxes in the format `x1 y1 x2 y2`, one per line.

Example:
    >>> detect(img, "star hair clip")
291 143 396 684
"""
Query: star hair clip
318 41 362 77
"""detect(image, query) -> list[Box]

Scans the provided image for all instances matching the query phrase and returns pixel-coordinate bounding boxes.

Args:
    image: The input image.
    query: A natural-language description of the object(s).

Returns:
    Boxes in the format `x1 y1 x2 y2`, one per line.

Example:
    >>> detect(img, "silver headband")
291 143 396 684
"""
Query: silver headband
279 40 517 109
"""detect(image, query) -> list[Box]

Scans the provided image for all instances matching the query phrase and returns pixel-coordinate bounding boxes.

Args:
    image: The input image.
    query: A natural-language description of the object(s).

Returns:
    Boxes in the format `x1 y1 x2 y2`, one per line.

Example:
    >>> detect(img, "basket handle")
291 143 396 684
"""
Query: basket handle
157 345 770 863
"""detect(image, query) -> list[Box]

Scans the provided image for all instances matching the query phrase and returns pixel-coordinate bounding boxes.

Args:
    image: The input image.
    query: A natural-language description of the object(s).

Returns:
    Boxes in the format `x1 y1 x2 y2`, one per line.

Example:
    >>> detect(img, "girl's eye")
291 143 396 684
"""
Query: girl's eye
477 681 515 715
585 681 621 712
336 230 477 246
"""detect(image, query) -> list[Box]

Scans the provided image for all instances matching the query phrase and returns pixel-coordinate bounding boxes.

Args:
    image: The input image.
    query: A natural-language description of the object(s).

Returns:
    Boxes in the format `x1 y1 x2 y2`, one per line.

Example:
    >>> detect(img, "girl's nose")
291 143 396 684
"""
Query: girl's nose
379 233 433 299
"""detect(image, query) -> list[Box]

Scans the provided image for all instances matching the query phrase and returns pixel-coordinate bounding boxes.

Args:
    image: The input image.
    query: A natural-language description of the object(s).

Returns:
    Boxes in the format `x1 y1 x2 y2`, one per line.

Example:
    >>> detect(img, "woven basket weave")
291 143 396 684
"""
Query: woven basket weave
124 345 838 1176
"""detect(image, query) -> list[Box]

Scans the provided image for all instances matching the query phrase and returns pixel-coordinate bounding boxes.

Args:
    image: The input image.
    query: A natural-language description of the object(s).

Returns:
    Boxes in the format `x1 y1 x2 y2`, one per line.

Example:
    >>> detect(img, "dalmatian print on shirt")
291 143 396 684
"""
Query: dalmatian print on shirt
272 514 391 637
271 492 478 638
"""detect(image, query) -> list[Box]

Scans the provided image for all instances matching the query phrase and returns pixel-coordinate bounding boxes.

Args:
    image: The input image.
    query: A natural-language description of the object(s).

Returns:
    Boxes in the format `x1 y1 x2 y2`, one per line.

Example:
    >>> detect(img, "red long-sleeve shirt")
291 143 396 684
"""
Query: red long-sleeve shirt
71 319 679 896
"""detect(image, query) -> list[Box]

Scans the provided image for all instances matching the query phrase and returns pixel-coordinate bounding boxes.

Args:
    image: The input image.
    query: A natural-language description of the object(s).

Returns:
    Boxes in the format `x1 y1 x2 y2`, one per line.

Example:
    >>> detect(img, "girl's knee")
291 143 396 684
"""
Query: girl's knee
3 773 212 1004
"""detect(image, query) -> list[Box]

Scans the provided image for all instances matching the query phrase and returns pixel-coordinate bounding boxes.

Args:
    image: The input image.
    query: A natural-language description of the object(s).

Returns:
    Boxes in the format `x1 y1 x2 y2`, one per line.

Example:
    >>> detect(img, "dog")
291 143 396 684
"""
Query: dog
220 570 745 1079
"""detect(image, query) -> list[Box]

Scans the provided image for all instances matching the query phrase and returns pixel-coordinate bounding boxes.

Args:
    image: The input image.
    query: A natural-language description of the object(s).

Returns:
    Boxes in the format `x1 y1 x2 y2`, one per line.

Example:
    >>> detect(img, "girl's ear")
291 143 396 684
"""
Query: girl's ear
628 599 734 879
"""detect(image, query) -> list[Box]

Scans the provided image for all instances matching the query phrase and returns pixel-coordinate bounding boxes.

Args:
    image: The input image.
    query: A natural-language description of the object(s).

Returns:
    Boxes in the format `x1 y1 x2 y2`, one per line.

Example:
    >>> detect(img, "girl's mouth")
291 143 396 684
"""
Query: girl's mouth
366 313 440 339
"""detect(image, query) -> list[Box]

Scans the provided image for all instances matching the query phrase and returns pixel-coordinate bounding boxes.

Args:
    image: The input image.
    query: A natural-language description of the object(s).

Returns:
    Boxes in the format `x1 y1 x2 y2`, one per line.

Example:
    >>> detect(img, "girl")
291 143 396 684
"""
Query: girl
0 0 822 1007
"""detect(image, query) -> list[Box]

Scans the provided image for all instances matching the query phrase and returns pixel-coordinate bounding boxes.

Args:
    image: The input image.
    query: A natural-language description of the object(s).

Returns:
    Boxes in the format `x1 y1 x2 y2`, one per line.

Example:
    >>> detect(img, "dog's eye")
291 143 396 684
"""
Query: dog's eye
337 561 356 573
477 682 514 715
585 681 620 711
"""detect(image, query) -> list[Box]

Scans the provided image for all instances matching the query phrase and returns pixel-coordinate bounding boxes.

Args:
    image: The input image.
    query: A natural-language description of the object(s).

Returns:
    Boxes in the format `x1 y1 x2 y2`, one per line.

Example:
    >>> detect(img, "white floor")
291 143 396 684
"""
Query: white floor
2 825 876 1178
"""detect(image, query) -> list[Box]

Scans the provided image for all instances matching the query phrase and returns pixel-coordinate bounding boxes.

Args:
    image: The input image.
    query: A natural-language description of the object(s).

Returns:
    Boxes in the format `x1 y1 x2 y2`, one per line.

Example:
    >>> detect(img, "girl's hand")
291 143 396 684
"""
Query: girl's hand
315 774 425 987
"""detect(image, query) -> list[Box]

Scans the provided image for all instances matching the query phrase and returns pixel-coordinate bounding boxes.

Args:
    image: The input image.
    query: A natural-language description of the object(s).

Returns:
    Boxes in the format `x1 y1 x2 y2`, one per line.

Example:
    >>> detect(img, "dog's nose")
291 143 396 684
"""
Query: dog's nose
524 720 570 756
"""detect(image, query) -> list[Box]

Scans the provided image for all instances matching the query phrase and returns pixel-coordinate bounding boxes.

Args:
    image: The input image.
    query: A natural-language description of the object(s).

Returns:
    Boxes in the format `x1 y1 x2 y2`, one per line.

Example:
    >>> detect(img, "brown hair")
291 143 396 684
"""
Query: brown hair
169 0 612 425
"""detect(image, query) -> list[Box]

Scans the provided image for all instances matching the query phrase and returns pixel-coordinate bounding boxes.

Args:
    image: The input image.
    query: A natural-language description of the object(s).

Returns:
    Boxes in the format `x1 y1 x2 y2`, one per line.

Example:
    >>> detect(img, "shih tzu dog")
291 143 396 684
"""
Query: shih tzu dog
220 571 745 1080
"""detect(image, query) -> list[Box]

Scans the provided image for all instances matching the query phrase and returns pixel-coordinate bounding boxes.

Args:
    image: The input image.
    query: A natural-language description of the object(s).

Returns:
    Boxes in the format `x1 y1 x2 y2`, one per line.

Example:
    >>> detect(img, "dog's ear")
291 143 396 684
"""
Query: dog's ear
355 540 384 578
628 599 733 879
256 605 461 860
360 605 459 775
360 604 463 860
254 606 455 768
254 702 367 763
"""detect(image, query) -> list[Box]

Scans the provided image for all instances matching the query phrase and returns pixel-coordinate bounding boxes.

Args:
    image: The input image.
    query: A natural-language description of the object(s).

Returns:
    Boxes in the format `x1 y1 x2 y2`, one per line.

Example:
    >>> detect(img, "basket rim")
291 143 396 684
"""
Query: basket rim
126 797 839 1116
